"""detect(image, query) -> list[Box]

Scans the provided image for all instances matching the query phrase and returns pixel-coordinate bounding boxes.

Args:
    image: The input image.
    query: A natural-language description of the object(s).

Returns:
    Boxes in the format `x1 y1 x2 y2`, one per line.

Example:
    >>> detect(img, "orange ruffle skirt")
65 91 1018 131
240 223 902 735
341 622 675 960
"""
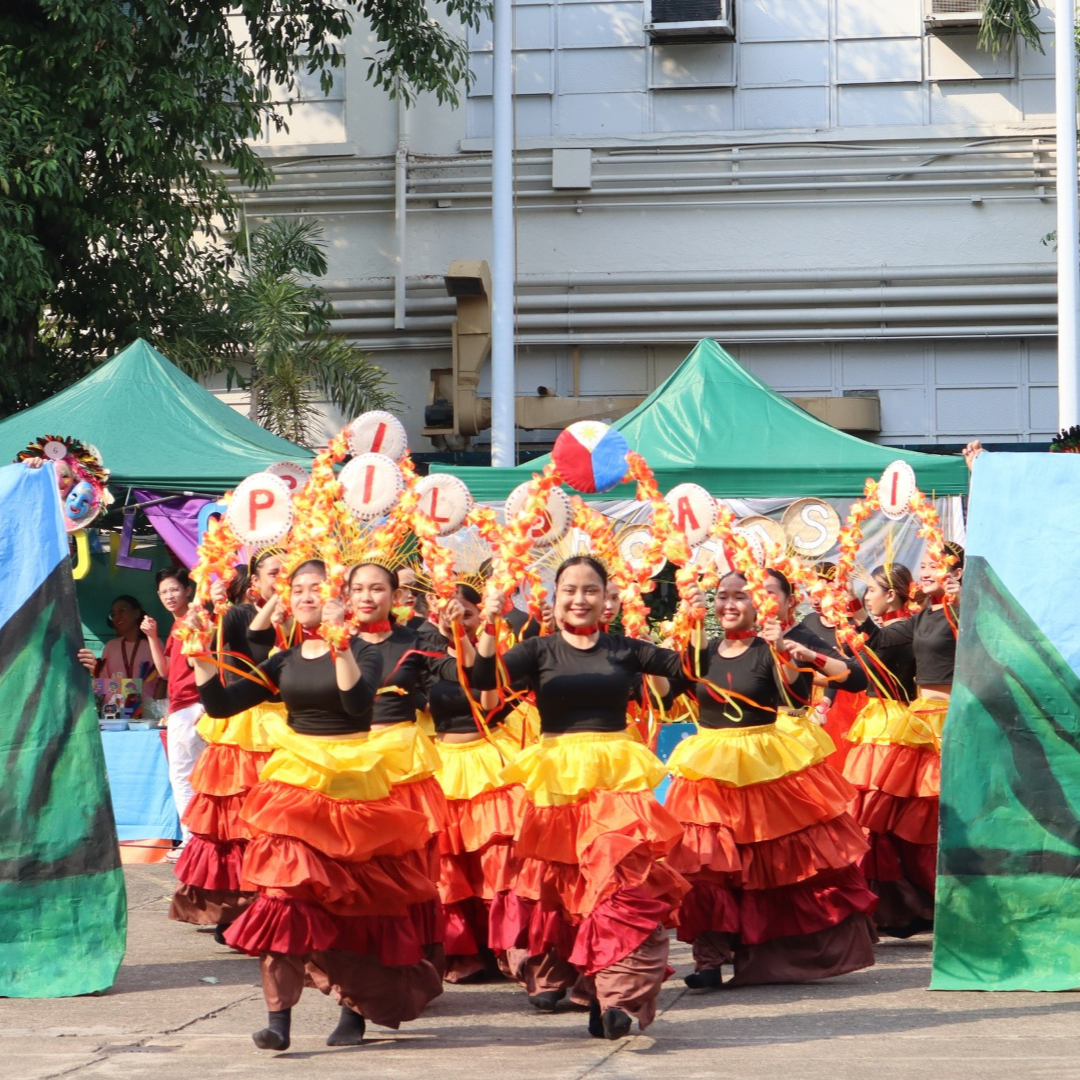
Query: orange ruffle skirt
488 731 690 976
664 722 876 946
222 726 438 961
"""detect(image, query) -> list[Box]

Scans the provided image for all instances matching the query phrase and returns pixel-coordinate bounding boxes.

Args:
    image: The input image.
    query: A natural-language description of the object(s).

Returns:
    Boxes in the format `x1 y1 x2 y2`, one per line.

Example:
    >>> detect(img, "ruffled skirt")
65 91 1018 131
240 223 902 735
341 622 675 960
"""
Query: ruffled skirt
223 719 443 1024
435 734 525 980
170 702 282 926
842 696 946 935
490 732 689 976
665 719 877 985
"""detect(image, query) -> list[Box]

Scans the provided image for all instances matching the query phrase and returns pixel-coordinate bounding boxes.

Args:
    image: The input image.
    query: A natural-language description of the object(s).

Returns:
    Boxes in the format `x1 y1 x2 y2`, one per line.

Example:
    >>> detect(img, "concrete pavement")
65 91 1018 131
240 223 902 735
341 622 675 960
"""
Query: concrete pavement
5 863 1080 1080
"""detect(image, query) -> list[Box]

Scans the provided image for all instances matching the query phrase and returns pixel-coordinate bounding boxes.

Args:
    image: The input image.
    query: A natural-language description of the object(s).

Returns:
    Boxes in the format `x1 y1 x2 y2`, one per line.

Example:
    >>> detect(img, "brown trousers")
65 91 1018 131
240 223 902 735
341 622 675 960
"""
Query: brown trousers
260 950 442 1030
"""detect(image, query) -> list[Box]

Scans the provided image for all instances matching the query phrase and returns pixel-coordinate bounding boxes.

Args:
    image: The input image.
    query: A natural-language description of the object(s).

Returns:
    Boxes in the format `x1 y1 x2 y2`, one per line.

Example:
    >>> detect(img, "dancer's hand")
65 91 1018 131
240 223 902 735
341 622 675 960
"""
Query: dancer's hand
962 440 984 472
209 579 229 607
481 585 504 623
322 597 347 627
760 619 783 646
684 582 708 616
140 615 158 639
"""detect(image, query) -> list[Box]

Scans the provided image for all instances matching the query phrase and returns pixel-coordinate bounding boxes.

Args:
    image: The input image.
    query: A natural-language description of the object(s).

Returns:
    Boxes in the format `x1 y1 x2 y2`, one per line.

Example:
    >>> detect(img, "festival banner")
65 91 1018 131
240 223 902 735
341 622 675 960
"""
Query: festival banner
0 465 126 996
931 453 1080 991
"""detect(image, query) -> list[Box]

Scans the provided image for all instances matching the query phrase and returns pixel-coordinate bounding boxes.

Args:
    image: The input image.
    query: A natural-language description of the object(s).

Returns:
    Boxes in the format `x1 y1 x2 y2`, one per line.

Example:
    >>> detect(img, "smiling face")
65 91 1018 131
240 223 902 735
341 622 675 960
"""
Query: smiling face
454 587 482 635
555 563 605 629
348 564 397 625
157 575 191 618
109 600 141 639
290 569 326 629
714 574 756 632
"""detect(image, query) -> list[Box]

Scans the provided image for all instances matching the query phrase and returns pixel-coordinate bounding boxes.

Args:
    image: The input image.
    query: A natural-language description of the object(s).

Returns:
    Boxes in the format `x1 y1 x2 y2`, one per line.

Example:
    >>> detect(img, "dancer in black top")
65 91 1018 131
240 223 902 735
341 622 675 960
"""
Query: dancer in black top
189 559 442 1051
472 556 690 1040
666 571 877 988
844 545 964 936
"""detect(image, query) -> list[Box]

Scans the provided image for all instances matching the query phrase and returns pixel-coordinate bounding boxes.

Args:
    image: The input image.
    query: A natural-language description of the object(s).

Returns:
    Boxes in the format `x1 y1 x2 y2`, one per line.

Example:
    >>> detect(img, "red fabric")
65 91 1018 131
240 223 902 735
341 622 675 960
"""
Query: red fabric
861 833 937 895
568 886 672 975
737 866 878 945
174 835 247 892
850 790 939 845
226 895 425 966
822 689 866 771
675 879 742 943
410 898 445 946
393 775 449 835
165 622 200 711
443 897 488 958
439 839 518 905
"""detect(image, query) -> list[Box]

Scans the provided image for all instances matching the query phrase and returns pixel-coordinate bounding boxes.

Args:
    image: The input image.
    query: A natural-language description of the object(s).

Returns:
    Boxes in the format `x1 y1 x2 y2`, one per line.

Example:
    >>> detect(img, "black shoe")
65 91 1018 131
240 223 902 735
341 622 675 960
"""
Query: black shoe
684 968 723 990
602 1008 633 1040
528 990 566 1013
213 922 230 947
252 1009 291 1051
326 1006 366 1046
587 1001 604 1038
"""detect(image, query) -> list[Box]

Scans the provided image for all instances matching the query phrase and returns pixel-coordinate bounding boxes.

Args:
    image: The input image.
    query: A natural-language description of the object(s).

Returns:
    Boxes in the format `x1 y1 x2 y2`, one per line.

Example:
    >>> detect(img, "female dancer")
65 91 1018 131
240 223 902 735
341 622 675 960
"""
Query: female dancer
347 562 448 972
170 551 283 935
666 571 877 988
428 586 524 982
845 547 963 936
473 555 689 1040
192 559 441 1050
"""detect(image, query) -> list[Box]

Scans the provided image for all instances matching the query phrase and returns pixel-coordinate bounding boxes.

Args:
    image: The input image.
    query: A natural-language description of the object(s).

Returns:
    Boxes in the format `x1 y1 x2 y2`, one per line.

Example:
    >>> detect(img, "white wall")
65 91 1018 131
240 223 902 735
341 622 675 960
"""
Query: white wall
231 0 1062 451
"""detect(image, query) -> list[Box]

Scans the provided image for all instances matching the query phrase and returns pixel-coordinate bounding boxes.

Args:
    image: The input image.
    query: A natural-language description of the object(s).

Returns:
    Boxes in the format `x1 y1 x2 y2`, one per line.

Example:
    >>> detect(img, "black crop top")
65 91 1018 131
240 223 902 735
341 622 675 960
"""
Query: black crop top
367 626 437 726
198 637 383 735
427 654 524 735
219 603 275 685
471 632 685 735
790 614 869 703
692 637 783 729
860 605 956 688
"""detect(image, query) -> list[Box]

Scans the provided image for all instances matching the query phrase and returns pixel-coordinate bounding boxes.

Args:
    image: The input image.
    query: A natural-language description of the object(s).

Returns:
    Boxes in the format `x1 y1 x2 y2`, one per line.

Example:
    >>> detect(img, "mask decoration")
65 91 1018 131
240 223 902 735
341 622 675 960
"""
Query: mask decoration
17 434 112 532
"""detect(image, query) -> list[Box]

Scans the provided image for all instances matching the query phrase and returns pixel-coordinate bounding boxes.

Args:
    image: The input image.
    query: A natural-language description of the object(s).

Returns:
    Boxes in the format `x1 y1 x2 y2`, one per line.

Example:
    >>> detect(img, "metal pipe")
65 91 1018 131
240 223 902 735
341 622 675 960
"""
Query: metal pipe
343 324 1053 351
1058 0 1080 430
394 95 409 330
489 0 516 466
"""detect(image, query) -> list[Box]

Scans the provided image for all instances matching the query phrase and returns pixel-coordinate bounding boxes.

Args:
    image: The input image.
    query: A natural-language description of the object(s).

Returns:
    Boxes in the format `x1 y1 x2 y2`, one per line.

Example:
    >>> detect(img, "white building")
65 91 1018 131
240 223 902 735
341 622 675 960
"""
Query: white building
238 0 1062 454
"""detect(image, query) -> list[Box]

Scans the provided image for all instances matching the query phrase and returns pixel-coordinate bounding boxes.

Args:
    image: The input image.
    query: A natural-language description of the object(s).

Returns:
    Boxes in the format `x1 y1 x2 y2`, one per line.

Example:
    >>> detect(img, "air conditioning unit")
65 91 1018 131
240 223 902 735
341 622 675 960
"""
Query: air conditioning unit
924 0 984 32
646 0 735 42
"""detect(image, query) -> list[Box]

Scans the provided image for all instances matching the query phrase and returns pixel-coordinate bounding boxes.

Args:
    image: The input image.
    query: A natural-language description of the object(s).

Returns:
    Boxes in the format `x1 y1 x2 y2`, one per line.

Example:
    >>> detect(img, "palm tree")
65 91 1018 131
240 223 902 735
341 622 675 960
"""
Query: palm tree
162 217 398 446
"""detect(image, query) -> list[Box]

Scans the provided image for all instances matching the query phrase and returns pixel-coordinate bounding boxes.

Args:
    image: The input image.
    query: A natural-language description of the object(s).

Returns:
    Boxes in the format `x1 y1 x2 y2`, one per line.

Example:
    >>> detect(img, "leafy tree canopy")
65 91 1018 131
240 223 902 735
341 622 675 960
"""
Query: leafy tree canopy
0 0 487 416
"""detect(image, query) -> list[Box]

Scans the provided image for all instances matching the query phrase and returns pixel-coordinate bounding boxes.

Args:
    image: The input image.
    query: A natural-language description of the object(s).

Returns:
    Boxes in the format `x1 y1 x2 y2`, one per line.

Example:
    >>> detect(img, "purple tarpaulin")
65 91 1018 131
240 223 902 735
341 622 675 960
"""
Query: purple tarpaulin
133 490 213 568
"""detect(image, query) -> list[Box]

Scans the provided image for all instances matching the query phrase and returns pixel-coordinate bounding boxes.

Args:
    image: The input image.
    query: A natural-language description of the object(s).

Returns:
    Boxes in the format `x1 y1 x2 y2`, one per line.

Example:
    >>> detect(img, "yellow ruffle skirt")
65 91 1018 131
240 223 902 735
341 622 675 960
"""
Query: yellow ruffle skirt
501 730 667 808
365 721 443 784
846 696 947 751
196 700 284 753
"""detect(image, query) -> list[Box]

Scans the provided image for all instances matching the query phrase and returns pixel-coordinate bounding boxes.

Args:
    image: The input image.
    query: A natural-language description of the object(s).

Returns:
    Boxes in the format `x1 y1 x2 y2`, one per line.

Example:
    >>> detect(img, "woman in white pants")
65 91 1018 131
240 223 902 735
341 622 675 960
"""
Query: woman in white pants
143 567 206 857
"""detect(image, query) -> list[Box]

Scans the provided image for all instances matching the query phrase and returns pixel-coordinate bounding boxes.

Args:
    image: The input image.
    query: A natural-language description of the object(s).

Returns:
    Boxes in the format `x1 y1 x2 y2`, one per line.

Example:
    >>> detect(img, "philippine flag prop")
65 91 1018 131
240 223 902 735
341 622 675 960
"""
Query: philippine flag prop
551 422 630 494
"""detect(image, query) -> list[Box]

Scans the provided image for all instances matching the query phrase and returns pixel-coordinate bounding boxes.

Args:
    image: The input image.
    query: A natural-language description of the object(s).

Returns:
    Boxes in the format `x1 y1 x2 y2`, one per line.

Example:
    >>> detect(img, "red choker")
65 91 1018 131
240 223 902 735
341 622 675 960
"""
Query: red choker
780 619 795 632
724 629 757 640
358 619 393 634
880 609 911 623
563 624 601 637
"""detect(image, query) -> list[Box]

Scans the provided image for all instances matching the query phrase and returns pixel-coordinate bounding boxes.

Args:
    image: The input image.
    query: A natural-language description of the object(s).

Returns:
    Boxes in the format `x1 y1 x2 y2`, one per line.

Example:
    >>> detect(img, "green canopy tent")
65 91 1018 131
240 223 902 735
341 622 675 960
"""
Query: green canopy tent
432 339 969 499
0 338 313 495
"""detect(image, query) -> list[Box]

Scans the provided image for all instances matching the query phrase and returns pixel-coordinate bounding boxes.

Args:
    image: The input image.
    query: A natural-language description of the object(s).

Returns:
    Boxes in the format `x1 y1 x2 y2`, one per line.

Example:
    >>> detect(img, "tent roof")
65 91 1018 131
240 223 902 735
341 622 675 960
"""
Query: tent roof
433 339 969 499
0 339 313 494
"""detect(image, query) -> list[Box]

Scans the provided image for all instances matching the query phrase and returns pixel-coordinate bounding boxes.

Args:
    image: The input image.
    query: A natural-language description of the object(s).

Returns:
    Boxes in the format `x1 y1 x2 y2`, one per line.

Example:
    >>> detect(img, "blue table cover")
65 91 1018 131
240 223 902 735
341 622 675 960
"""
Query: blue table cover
100 729 181 841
